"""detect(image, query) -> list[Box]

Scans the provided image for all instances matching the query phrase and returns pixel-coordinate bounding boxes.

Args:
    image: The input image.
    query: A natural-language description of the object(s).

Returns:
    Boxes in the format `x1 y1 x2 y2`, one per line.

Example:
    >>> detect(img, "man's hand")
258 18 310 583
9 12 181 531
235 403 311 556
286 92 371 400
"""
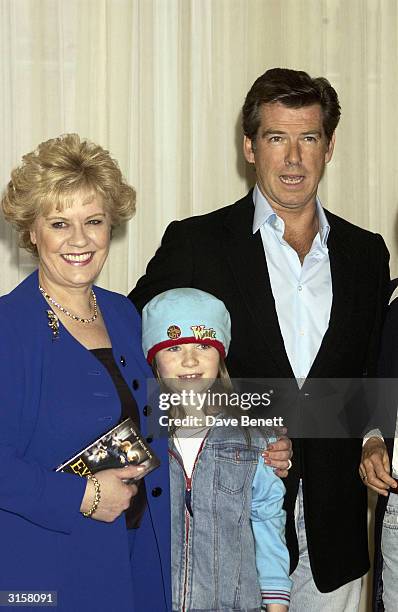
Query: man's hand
360 436 396 496
262 434 292 478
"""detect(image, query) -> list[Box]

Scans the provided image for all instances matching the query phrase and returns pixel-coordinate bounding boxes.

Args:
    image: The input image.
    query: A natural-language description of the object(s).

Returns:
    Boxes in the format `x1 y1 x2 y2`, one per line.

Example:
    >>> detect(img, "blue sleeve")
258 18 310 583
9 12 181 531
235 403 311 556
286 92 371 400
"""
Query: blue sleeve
251 455 292 607
0 312 86 534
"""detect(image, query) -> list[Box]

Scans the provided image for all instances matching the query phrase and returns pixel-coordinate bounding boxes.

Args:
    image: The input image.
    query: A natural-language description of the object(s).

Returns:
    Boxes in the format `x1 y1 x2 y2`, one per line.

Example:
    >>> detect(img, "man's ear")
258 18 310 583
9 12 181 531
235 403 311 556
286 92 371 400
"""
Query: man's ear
325 131 336 164
243 136 255 164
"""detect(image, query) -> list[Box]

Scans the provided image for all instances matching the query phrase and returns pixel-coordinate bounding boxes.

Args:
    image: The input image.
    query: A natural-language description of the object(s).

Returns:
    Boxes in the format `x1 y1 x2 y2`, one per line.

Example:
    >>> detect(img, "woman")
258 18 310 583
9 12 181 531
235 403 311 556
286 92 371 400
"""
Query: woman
0 134 170 611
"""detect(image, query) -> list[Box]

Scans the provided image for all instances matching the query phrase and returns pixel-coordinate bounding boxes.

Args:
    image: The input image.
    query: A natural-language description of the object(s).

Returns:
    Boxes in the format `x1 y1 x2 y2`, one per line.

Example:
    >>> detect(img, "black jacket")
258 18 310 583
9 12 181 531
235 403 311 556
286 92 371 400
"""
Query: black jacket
129 190 390 593
372 293 398 611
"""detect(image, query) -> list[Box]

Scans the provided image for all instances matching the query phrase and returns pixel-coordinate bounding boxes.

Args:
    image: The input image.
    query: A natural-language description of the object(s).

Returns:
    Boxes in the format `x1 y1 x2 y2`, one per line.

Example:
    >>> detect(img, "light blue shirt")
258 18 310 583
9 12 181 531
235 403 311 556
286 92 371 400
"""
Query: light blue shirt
252 184 333 381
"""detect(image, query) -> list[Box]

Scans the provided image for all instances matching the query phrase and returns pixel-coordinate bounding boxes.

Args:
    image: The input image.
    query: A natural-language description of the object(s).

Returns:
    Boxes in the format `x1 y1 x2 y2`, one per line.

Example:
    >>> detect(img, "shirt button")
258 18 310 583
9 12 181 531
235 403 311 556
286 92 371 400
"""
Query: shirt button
143 405 152 416
132 379 139 390
120 355 126 367
146 435 153 443
151 487 162 497
298 285 303 291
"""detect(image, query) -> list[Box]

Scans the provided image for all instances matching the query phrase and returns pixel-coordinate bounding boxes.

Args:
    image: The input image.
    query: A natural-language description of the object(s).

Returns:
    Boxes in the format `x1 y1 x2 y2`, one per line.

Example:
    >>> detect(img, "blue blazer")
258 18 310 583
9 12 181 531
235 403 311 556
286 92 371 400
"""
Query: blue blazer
0 271 171 612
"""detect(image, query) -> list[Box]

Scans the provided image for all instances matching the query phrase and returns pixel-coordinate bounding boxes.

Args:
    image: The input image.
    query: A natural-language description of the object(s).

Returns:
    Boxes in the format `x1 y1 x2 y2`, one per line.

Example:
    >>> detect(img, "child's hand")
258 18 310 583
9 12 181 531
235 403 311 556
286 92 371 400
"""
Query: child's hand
264 605 288 611
262 433 292 478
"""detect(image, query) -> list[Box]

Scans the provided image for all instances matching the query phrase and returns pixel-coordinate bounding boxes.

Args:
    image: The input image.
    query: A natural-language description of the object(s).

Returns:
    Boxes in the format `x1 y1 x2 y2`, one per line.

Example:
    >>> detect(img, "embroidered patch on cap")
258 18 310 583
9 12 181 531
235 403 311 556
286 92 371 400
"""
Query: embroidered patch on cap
167 325 182 339
190 325 216 340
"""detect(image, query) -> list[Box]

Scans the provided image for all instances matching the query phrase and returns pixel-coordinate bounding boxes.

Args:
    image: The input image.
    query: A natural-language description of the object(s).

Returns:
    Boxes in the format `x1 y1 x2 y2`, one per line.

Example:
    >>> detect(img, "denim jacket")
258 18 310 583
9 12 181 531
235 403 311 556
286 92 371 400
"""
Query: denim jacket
169 425 291 611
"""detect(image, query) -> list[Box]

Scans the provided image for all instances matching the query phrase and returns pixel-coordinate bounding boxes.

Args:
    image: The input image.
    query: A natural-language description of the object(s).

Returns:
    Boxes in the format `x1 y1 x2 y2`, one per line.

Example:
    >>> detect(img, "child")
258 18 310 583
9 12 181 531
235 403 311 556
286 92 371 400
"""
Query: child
142 288 291 611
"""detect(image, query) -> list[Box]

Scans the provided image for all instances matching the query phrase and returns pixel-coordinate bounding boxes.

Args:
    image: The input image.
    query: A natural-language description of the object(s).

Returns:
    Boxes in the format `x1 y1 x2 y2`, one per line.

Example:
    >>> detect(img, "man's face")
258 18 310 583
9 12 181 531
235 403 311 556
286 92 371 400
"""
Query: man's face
243 102 335 212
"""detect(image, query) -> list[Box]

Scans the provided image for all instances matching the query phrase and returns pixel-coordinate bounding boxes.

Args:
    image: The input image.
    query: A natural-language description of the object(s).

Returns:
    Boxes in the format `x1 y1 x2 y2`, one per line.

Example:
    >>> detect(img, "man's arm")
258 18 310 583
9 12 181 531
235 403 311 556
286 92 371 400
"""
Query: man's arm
129 220 193 312
360 239 394 495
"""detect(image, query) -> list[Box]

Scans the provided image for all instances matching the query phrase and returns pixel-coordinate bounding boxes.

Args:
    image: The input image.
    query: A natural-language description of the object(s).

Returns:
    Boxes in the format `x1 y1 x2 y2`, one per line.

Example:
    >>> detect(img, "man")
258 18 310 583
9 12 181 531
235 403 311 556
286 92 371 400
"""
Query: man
129 68 390 610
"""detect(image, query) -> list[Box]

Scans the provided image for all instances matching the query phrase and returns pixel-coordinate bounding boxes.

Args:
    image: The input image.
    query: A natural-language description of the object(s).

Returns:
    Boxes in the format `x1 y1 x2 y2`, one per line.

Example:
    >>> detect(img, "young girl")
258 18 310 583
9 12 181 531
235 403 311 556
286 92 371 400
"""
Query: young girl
142 288 291 611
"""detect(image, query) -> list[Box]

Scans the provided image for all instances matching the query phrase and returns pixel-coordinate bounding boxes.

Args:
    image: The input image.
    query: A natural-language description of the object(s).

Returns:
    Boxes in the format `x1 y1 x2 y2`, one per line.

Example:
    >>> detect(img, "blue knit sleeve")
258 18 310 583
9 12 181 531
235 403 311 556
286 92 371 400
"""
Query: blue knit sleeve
251 456 292 608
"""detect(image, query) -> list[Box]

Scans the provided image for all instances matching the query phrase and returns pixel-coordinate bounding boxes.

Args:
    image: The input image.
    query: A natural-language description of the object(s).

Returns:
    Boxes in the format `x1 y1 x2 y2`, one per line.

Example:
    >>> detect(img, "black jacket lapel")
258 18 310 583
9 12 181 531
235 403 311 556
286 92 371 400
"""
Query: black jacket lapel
223 193 294 377
308 211 356 377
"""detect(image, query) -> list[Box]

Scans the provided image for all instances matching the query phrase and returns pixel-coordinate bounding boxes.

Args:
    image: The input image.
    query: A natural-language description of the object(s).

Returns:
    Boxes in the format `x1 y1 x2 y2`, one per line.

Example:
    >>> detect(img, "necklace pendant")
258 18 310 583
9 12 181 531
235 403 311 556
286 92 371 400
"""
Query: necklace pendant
46 310 59 340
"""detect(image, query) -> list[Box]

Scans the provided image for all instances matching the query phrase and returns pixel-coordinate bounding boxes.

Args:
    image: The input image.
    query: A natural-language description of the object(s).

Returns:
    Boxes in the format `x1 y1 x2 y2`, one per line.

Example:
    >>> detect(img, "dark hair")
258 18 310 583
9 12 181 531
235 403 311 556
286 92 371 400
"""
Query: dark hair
242 67 341 145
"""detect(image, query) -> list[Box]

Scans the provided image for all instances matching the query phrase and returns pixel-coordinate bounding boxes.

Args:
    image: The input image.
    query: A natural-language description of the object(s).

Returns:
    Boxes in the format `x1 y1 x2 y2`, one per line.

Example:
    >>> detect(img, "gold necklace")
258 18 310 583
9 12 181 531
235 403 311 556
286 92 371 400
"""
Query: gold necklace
39 285 98 324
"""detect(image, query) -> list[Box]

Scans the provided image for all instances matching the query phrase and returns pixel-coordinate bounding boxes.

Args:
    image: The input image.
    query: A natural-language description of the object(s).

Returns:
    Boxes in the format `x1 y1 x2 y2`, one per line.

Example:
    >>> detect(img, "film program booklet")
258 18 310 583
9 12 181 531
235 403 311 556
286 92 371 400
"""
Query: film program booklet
55 417 160 480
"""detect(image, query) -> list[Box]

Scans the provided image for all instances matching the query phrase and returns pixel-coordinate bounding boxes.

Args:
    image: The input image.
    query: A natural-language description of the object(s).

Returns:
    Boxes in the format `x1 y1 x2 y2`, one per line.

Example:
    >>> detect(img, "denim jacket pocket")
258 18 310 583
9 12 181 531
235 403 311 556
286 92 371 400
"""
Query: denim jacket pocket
383 497 398 530
215 446 258 494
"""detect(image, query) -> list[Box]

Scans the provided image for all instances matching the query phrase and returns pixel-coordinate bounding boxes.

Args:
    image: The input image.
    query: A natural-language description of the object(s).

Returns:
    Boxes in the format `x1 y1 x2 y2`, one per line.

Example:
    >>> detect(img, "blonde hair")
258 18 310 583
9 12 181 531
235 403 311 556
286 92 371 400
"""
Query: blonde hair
1 133 136 254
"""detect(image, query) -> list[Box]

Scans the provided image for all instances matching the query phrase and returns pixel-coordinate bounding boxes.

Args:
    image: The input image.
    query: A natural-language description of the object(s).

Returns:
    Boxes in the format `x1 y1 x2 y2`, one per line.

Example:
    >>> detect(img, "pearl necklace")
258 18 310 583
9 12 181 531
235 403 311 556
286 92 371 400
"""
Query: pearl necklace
39 285 98 324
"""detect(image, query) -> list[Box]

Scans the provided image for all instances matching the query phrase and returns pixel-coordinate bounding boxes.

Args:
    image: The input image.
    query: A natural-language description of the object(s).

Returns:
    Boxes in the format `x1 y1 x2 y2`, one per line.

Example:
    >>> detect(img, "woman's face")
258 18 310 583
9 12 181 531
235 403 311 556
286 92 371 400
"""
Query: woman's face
30 190 111 292
155 343 220 395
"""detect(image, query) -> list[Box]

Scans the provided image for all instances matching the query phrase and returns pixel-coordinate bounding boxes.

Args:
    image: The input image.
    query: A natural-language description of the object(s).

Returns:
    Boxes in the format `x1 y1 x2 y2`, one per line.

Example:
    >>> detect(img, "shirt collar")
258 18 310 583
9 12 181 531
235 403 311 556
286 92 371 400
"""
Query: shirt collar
252 184 330 247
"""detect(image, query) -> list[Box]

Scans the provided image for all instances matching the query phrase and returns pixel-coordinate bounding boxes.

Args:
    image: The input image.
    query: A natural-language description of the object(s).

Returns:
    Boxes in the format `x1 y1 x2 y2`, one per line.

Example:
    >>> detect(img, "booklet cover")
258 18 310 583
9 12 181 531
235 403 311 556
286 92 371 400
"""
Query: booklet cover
55 417 160 481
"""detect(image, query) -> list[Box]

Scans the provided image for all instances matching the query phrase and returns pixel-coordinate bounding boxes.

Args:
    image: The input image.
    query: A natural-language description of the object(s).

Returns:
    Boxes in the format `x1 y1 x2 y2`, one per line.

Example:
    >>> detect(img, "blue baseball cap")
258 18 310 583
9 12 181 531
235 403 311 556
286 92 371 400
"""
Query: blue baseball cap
142 288 231 364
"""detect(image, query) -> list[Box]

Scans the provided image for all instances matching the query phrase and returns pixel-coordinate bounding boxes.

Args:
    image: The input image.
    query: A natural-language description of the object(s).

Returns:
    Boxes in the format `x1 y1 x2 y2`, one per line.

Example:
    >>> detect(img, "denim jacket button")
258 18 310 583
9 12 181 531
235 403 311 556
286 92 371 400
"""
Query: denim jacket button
151 487 162 497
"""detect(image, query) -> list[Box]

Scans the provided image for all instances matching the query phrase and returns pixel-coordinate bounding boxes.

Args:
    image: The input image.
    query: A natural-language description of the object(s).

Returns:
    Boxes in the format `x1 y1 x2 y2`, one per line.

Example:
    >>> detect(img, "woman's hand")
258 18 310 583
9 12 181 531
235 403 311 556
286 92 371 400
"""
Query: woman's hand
80 465 145 522
360 437 396 496
262 433 292 478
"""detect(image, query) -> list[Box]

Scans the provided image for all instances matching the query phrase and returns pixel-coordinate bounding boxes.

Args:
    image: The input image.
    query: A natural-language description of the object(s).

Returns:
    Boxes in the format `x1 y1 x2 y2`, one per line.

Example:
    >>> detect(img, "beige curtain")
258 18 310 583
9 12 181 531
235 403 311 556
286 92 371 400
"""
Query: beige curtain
1 0 398 300
1 5 397 606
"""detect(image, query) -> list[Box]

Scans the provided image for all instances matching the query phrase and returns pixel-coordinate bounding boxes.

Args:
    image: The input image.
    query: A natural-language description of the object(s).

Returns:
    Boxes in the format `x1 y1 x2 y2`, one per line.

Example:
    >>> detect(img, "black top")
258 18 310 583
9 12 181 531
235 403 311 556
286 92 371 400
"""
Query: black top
91 348 147 529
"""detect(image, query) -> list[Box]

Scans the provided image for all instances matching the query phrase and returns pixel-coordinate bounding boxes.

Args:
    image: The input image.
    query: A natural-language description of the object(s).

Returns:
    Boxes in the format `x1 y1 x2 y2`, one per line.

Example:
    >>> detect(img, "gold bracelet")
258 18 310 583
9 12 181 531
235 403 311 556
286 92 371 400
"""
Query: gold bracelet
82 474 101 518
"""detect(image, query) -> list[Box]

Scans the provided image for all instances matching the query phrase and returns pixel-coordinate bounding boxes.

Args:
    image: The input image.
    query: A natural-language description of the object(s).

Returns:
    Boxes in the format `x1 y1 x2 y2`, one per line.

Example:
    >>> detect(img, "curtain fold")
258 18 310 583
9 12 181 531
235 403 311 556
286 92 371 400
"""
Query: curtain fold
1 0 397 300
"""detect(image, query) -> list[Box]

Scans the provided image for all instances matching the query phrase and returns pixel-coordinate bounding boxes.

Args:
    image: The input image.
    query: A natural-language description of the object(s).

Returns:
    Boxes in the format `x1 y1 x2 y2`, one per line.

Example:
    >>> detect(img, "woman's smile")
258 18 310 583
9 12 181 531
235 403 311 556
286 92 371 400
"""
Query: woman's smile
61 252 95 265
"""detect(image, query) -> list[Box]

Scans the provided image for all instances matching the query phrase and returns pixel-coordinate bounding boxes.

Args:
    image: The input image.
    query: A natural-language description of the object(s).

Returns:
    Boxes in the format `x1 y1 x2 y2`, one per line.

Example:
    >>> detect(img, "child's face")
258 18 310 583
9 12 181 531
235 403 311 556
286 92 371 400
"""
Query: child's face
155 343 220 394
